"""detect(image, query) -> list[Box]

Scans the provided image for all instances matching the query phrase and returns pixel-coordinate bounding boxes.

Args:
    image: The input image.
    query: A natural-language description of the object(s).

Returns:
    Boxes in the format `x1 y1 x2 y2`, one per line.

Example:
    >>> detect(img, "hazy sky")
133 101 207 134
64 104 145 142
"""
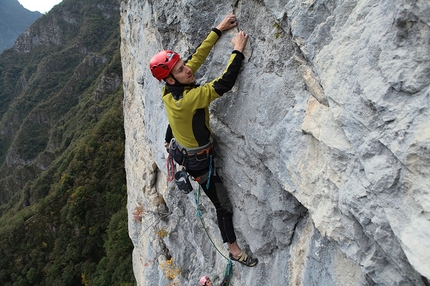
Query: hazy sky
18 0 63 13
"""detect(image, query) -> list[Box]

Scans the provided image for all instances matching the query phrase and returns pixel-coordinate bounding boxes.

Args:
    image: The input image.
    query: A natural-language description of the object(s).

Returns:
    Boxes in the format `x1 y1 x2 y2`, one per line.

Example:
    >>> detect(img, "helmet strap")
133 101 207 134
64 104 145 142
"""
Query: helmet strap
165 72 181 86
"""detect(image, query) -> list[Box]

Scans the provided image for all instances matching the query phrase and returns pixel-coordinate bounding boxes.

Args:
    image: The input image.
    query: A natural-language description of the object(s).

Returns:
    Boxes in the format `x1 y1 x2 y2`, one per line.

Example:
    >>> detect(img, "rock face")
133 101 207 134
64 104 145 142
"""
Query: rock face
120 0 430 285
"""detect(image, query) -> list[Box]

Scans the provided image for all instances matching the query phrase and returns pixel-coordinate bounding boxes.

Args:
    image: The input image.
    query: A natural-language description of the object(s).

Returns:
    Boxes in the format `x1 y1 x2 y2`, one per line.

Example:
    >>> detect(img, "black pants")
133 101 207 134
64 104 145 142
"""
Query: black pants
187 168 236 244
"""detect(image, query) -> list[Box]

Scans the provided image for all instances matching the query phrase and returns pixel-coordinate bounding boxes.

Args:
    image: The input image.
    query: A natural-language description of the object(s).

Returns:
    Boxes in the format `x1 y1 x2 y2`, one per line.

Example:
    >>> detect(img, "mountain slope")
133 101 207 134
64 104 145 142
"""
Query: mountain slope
0 0 42 53
0 0 120 205
0 0 134 284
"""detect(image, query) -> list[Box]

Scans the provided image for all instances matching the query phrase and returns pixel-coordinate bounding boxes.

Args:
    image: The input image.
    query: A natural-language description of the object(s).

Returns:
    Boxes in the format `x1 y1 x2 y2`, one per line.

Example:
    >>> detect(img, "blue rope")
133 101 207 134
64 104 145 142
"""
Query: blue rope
194 155 212 218
206 155 213 190
222 260 233 286
195 154 212 219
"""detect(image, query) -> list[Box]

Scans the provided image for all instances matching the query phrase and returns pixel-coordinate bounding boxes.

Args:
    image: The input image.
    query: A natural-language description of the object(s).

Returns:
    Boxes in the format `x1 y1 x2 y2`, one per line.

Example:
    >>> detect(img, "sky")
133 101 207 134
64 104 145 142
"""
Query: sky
18 0 63 14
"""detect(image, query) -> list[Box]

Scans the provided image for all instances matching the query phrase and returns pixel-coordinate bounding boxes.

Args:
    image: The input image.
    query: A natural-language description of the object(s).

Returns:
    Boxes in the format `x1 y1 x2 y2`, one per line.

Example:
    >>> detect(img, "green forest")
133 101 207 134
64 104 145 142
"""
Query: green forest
0 0 135 285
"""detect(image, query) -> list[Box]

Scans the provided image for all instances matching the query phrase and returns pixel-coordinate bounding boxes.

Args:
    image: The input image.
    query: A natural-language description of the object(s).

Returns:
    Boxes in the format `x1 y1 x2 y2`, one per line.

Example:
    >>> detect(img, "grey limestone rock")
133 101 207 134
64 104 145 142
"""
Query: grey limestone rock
120 0 430 285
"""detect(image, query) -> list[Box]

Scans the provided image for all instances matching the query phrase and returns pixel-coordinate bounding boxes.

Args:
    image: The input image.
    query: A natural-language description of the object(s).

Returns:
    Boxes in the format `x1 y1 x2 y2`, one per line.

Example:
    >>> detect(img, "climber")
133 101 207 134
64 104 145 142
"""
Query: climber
200 274 229 286
149 14 258 267
200 276 213 286
200 275 227 286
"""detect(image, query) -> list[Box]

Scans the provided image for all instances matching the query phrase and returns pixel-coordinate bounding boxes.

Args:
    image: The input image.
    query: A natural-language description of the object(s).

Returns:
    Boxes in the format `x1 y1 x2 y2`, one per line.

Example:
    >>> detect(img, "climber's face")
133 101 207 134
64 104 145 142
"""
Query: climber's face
169 58 195 85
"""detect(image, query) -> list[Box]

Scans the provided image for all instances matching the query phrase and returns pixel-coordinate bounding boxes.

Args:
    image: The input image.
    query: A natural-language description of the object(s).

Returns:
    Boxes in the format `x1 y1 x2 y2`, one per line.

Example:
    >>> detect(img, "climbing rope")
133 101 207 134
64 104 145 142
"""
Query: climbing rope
193 154 233 285
194 188 230 261
222 261 233 286
166 153 175 182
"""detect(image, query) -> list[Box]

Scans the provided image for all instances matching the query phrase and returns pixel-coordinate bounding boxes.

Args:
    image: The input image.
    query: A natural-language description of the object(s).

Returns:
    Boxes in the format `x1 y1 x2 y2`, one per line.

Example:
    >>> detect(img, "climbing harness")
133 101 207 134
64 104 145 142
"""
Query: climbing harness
169 139 214 194
194 155 233 286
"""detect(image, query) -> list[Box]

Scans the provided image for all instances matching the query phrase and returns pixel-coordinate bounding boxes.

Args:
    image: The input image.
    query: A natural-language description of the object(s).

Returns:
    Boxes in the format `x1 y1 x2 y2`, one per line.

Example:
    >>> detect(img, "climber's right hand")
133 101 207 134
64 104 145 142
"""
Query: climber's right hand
216 14 237 32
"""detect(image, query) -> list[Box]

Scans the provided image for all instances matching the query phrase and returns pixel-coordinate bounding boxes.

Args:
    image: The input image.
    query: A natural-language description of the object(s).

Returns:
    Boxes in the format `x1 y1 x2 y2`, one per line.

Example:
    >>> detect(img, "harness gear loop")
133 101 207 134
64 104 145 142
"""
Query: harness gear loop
181 148 188 167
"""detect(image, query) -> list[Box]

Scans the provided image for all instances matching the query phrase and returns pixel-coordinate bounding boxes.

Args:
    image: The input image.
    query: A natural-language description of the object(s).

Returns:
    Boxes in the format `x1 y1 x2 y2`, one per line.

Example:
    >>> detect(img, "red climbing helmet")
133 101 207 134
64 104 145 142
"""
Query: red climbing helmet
149 50 180 81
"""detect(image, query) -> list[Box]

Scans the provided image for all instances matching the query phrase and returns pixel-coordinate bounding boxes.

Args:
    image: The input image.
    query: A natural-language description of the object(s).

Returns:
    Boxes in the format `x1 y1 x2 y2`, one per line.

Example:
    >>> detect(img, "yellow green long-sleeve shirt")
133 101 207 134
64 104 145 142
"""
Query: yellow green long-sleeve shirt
162 28 245 149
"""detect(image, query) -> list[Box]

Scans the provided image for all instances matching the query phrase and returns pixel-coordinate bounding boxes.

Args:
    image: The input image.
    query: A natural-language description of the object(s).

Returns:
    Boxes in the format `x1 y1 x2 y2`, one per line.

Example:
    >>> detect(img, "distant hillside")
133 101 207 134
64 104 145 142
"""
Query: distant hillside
0 0 42 53
0 0 134 284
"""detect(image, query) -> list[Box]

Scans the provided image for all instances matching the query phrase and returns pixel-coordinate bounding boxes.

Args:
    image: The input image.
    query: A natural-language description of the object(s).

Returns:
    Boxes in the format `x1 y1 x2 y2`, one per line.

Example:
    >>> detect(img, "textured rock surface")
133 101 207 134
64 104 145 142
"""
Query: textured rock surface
120 0 430 285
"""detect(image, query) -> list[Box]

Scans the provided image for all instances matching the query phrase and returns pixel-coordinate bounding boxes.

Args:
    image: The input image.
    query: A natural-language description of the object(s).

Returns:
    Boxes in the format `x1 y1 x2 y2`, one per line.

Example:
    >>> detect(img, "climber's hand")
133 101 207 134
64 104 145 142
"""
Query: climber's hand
164 142 170 153
216 14 237 31
232 30 248 52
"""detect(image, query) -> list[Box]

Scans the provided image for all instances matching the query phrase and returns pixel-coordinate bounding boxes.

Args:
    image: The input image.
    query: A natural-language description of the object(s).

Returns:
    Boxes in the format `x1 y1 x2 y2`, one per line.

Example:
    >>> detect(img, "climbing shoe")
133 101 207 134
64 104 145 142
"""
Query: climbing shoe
229 250 258 267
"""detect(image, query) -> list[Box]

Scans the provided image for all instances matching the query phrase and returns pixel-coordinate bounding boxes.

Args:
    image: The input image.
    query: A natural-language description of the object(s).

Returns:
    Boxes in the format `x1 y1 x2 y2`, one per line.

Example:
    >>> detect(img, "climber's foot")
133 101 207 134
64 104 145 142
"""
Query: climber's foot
229 250 258 267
